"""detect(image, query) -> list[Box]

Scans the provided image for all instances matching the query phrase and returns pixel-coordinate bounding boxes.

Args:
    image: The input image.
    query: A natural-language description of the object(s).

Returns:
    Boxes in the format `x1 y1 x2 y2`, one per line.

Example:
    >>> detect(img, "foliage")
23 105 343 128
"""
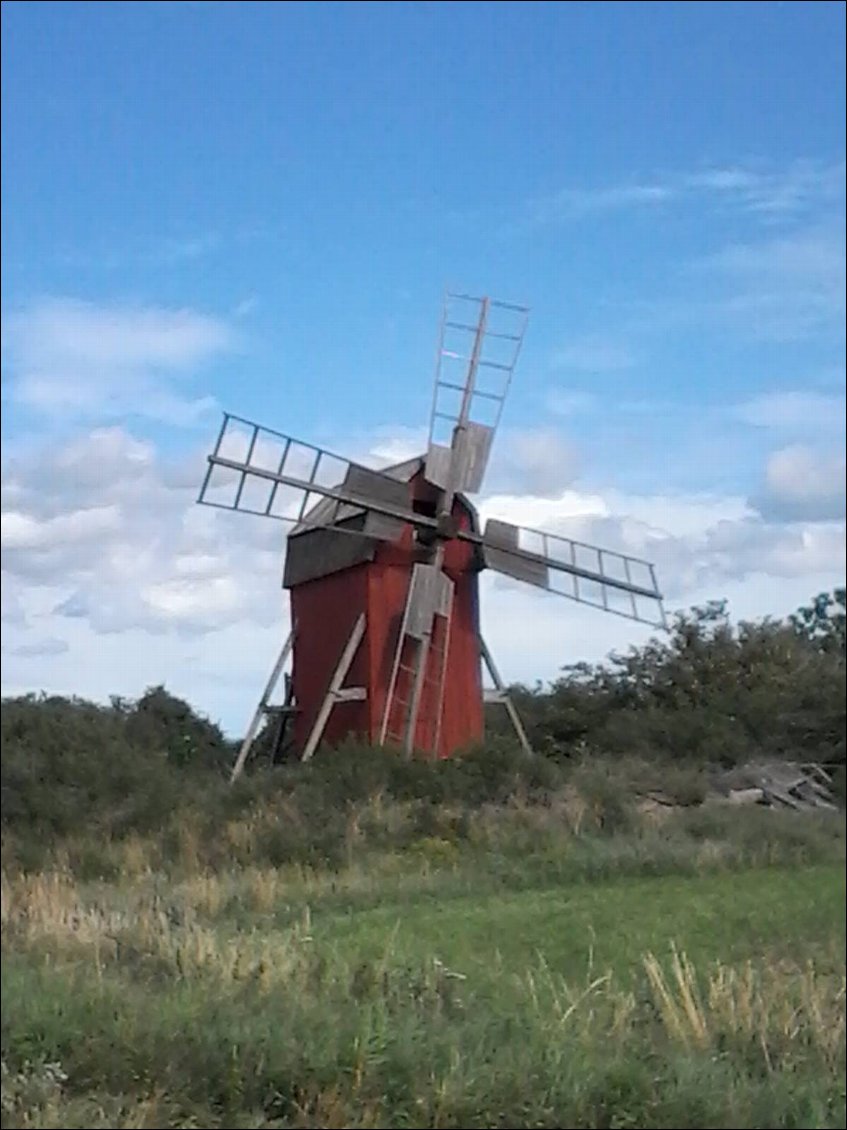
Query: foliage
790 586 846 656
501 590 846 768
0 688 238 872
124 685 232 770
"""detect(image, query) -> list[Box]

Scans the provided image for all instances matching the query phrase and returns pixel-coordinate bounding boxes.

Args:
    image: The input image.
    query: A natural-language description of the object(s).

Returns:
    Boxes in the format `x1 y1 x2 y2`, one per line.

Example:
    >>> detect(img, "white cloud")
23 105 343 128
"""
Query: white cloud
152 233 221 265
682 160 845 217
529 159 845 226
5 297 229 370
349 422 582 498
2 505 122 551
486 428 581 496
731 389 846 430
480 564 843 691
1 427 283 637
630 227 846 345
703 230 845 300
546 390 598 416
232 295 259 318
477 483 844 605
2 297 233 426
696 228 846 342
3 637 69 659
478 486 751 541
360 425 428 468
754 444 846 522
532 182 674 223
0 574 28 626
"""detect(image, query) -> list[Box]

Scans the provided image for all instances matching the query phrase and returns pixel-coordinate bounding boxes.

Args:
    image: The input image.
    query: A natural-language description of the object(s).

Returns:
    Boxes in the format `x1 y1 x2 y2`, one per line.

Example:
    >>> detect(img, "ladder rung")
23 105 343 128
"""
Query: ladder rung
445 291 528 314
442 351 516 371
447 292 484 304
445 320 521 342
437 380 504 403
489 298 529 312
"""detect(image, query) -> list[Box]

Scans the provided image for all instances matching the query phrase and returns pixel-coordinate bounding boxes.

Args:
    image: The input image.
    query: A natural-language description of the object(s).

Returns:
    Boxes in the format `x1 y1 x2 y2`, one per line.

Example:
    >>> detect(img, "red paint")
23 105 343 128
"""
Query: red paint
288 470 484 758
288 562 371 752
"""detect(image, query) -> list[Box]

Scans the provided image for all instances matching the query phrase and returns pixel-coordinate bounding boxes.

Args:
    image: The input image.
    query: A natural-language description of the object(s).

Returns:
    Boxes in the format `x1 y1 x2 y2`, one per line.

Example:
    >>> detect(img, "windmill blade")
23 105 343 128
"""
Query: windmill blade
198 413 435 542
425 292 529 494
482 518 667 628
402 561 454 640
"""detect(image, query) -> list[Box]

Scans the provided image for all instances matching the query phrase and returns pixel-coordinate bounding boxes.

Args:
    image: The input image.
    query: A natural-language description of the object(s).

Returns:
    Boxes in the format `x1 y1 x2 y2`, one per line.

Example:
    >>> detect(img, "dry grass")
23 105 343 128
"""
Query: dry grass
2 797 844 1128
3 865 844 1061
644 944 846 1068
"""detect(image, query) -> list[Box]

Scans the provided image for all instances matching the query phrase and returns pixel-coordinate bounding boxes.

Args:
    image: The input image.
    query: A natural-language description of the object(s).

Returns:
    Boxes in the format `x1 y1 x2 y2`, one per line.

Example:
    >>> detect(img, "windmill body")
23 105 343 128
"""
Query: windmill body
285 458 485 759
197 292 668 777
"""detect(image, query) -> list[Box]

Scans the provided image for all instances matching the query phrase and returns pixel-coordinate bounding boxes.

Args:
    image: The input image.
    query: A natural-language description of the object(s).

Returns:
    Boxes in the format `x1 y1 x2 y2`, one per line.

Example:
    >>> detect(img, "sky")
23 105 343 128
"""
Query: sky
2 0 845 736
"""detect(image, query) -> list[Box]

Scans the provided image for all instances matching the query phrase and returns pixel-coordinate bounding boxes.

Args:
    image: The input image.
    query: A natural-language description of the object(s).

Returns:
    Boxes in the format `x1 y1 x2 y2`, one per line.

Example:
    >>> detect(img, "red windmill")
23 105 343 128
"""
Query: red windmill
198 293 666 778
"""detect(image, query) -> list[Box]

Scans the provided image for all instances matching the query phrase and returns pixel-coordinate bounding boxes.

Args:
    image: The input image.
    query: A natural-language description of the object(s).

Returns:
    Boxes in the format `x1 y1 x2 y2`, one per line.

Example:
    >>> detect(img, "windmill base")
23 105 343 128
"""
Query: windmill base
230 619 532 780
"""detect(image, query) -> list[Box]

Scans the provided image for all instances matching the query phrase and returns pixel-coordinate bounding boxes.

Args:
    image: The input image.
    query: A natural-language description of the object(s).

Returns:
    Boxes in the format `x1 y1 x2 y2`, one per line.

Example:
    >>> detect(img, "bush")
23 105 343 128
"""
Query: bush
0 689 237 869
515 592 846 769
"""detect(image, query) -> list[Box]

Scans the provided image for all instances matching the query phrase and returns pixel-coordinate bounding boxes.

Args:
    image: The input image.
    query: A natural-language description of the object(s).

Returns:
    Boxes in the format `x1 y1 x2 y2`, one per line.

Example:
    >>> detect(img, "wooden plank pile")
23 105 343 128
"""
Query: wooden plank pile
722 762 837 811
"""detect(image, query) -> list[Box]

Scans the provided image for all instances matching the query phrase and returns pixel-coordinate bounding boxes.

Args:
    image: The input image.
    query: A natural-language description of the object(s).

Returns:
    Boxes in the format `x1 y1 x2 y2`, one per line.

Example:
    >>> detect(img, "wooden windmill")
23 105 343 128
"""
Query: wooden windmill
197 292 666 779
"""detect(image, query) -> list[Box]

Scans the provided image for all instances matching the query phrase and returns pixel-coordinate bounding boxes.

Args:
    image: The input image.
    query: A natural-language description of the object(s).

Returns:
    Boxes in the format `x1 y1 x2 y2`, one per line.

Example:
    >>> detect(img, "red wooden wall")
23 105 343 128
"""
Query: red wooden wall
289 563 370 752
288 471 484 758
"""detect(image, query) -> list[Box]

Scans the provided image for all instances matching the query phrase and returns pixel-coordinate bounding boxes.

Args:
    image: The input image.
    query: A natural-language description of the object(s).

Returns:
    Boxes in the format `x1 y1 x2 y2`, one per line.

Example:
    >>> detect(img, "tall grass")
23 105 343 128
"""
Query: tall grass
2 864 844 1128
2 747 844 884
2 797 846 1130
2 744 844 1129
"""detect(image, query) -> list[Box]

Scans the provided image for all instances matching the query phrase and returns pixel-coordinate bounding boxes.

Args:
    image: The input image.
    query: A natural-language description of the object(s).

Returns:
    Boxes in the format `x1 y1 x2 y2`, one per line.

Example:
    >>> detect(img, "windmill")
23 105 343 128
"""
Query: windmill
197 292 666 779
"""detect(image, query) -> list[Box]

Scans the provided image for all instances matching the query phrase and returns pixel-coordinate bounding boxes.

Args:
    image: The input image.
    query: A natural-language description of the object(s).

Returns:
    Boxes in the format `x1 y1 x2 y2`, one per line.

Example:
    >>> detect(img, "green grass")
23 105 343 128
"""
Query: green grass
3 813 846 1130
317 863 847 987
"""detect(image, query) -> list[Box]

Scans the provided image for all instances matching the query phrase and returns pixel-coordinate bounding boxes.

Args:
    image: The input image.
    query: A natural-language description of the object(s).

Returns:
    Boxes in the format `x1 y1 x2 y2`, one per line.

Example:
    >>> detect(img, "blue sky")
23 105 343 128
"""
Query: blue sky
2 1 845 732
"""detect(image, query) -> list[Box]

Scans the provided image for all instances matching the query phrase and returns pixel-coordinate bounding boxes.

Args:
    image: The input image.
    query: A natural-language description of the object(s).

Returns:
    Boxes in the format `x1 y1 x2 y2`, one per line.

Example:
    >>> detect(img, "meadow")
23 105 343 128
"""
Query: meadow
2 766 845 1130
3 593 845 1128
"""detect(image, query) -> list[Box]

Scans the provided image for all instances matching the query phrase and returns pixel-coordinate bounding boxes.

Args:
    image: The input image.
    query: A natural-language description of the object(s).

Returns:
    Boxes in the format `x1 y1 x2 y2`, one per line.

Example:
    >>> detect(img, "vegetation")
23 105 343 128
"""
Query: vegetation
498 589 846 773
3 855 845 1129
1 590 845 1127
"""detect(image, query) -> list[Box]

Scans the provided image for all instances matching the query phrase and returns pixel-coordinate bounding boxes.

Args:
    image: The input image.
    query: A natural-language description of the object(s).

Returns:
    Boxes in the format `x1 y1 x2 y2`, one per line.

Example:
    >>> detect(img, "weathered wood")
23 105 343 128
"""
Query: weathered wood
728 787 766 806
230 629 295 783
480 635 533 757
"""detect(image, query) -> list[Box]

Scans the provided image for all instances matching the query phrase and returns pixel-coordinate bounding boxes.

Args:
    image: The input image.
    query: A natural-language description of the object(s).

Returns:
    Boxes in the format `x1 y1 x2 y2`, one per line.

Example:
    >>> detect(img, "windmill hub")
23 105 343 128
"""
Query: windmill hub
198 291 667 778
435 513 460 540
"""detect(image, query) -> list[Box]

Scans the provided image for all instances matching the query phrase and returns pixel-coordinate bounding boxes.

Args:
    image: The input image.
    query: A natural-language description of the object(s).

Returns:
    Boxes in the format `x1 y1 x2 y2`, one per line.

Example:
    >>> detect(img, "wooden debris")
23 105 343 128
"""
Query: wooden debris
721 761 837 812
727 787 765 806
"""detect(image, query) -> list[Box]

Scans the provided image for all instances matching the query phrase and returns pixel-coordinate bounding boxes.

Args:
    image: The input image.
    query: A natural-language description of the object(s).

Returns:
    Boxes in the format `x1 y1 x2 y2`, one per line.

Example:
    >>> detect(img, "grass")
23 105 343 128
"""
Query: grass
2 769 846 1128
318 864 846 987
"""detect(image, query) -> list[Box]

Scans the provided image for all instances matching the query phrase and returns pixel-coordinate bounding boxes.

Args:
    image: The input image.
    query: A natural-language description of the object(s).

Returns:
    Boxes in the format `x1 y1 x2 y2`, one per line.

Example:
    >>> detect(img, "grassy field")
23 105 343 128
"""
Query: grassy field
2 790 845 1130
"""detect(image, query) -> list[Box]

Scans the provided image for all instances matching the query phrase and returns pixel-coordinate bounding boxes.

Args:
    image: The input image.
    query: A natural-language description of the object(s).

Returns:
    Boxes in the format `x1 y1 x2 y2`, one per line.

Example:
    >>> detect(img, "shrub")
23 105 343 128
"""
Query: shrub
516 592 846 770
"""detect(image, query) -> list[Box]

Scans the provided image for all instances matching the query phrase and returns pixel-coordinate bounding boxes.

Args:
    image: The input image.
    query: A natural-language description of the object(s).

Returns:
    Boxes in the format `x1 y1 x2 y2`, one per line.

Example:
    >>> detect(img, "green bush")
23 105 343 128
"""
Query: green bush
516 591 846 769
0 689 237 870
